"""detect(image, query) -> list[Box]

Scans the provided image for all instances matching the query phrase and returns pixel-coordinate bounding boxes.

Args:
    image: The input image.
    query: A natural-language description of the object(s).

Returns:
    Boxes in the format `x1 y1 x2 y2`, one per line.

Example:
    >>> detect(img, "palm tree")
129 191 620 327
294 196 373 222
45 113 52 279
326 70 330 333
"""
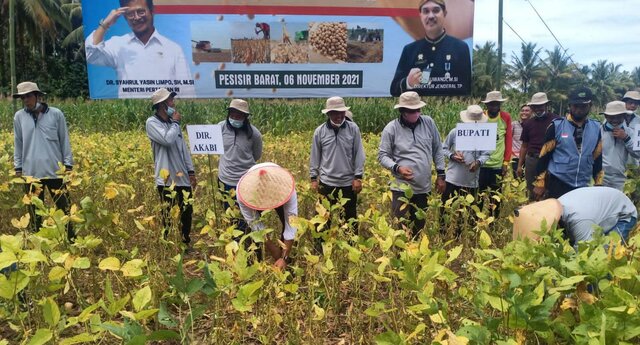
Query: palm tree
536 46 578 111
631 67 640 87
588 60 626 106
509 42 543 94
61 0 84 60
472 41 502 98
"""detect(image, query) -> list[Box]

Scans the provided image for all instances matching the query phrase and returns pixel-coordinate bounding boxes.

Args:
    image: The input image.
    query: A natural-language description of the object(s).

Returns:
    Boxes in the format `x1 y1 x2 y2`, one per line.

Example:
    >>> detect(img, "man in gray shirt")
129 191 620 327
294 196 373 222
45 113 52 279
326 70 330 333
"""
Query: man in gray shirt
146 88 196 248
378 91 445 237
13 82 75 240
310 96 365 225
513 187 637 245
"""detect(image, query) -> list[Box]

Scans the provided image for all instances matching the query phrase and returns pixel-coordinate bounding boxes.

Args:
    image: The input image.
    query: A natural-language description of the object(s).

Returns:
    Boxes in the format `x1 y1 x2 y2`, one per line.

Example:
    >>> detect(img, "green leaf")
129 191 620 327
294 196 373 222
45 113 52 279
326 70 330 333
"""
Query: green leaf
0 271 30 299
132 286 152 312
374 330 403 345
445 245 463 264
121 259 145 277
42 297 61 328
158 301 177 327
98 257 121 271
231 280 264 312
559 275 588 287
26 329 53 345
20 250 48 264
479 230 492 249
58 333 95 345
72 257 91 269
147 330 180 341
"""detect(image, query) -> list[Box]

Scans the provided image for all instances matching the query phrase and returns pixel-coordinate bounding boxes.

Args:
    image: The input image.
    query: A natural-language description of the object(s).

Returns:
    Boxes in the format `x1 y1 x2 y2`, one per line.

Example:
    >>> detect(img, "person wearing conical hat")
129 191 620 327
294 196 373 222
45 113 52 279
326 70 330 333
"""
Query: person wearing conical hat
146 88 196 250
13 81 75 241
513 187 636 245
517 92 559 200
389 0 471 97
378 91 446 237
534 87 603 200
310 97 365 228
236 162 298 269
600 101 640 190
440 105 490 237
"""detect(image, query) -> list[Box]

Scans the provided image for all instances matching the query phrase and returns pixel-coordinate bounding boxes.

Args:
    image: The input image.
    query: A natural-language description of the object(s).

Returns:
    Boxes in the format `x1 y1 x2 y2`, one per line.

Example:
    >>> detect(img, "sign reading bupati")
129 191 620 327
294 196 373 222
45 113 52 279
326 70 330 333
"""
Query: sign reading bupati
186 125 225 155
454 123 497 151
81 0 474 99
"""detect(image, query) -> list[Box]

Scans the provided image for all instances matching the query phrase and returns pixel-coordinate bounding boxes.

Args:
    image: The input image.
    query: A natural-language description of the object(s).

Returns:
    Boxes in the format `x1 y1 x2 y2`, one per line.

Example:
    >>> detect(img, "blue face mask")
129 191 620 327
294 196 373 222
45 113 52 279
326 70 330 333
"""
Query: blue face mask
166 106 176 117
229 118 244 128
605 122 623 131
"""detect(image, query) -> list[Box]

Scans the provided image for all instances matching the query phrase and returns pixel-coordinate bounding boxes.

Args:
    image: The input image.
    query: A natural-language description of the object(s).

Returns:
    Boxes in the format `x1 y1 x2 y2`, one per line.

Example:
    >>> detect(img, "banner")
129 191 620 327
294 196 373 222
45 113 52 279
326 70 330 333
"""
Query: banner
82 0 474 99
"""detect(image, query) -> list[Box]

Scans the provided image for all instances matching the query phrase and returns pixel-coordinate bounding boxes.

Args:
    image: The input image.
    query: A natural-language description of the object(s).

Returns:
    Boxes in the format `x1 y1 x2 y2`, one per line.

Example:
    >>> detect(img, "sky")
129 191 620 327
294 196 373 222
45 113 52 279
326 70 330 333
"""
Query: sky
473 0 640 72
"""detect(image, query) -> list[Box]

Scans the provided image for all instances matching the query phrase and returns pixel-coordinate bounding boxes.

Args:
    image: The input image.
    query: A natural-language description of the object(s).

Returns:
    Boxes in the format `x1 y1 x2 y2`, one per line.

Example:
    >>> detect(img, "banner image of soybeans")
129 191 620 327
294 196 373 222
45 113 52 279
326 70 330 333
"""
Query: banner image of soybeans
231 39 271 64
308 22 348 63
270 22 309 64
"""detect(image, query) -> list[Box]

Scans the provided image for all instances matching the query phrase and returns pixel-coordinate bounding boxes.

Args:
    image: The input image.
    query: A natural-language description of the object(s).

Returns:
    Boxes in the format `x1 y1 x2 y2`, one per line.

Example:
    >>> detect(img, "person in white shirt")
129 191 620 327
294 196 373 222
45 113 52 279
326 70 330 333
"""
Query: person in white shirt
85 0 194 98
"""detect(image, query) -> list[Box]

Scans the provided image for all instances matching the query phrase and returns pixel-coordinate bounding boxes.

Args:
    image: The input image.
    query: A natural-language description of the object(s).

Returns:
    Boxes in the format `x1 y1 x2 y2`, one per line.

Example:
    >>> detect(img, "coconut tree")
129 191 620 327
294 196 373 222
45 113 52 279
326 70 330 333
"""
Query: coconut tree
588 60 626 106
472 41 503 98
509 42 543 94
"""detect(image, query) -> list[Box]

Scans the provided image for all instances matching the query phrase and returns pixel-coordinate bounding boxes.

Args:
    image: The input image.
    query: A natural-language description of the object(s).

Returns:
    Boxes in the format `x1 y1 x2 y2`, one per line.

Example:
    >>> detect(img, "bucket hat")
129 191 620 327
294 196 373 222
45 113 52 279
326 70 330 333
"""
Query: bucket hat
622 91 640 102
322 96 350 114
481 90 507 103
394 91 426 110
237 163 296 211
12 81 45 98
512 199 562 241
228 99 251 115
600 101 631 116
151 88 177 109
460 105 488 123
527 92 550 106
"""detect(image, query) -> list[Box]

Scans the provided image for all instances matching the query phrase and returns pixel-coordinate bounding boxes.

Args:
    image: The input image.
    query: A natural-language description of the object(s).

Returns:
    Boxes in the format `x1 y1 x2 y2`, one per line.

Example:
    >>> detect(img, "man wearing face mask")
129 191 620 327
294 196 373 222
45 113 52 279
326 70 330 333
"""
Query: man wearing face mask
85 0 194 98
601 101 640 190
622 91 640 167
217 99 263 231
379 91 445 237
146 88 196 250
517 92 559 200
13 81 75 241
534 87 603 200
310 97 365 229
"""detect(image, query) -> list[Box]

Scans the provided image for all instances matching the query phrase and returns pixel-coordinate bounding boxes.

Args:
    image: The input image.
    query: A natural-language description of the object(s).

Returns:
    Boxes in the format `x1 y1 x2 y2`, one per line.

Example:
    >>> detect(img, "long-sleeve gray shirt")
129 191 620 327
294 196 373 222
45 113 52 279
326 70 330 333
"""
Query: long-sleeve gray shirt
309 120 365 187
559 186 637 243
217 121 263 186
378 115 445 194
601 124 640 190
14 105 73 179
626 113 640 166
146 115 194 187
442 128 490 188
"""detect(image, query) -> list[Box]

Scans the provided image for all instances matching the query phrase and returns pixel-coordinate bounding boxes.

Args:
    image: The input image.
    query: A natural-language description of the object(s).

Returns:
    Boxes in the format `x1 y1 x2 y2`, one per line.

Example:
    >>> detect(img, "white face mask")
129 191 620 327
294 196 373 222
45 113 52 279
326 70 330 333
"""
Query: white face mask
330 118 345 127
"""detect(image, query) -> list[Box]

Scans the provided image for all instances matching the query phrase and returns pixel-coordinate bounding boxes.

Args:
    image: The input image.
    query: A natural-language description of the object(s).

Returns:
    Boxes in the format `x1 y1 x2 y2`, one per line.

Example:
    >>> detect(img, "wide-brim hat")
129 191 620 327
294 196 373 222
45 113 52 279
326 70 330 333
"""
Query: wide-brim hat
460 105 488 123
322 96 350 114
345 110 354 120
151 88 177 109
512 199 562 241
481 90 507 103
601 101 631 116
418 0 446 10
527 92 551 106
12 81 45 98
622 91 640 102
228 98 250 115
237 163 295 211
394 91 426 110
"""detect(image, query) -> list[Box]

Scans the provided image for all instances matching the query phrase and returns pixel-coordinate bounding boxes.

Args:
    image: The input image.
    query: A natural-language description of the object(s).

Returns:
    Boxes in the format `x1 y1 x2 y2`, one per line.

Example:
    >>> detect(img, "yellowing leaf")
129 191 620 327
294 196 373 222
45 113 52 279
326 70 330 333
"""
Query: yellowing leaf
160 169 170 182
479 230 492 249
11 213 30 229
312 304 325 320
121 259 145 277
429 310 446 324
465 194 475 203
98 257 121 271
560 297 577 310
133 286 152 312
104 187 119 200
577 281 598 305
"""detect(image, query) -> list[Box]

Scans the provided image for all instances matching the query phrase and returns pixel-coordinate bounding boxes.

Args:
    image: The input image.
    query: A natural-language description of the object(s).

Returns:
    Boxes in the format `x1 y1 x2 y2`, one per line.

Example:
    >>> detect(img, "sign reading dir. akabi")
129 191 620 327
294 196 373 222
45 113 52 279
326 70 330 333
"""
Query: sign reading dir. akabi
454 123 498 151
186 125 224 155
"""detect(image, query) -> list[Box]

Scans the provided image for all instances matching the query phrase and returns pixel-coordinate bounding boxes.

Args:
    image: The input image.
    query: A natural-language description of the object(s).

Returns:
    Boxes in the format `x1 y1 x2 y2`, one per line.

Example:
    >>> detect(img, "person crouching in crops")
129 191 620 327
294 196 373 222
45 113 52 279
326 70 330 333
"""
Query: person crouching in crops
601 101 640 191
217 99 263 232
513 186 637 246
440 105 490 237
146 88 196 251
236 163 297 269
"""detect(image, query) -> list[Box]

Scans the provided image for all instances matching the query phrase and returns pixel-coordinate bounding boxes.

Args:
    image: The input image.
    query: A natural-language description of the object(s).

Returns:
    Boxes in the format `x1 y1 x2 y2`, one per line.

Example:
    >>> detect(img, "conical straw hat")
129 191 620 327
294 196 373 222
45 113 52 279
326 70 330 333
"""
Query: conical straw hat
512 199 562 241
237 163 295 210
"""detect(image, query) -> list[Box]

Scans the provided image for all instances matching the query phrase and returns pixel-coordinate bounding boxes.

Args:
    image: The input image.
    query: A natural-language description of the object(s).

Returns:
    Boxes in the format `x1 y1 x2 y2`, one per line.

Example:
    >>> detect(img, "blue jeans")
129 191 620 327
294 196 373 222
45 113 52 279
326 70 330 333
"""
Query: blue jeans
605 216 637 243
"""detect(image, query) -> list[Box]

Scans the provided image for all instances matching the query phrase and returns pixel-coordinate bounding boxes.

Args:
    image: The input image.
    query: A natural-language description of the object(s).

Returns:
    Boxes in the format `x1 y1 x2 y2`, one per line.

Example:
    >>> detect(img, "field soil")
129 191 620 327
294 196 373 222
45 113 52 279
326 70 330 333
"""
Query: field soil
347 41 383 63
192 50 232 63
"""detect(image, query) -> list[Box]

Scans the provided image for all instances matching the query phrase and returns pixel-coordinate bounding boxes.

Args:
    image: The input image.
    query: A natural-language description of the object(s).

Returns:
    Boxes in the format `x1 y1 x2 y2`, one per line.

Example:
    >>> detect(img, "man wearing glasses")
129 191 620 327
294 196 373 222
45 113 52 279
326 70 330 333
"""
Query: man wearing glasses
389 0 471 97
85 0 194 98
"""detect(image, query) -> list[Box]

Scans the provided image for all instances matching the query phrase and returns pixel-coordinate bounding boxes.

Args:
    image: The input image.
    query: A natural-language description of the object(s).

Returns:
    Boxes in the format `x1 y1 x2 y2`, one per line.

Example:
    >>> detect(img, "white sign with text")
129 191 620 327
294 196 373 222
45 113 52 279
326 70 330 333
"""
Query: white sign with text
186 125 225 155
633 126 640 151
454 123 498 151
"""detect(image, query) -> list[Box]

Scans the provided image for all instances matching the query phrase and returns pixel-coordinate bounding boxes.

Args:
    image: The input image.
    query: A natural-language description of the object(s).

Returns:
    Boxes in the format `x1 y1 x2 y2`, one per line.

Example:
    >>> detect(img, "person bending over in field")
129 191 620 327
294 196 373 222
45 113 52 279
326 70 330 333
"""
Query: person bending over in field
13 81 75 241
146 88 196 251
378 91 445 237
236 163 297 269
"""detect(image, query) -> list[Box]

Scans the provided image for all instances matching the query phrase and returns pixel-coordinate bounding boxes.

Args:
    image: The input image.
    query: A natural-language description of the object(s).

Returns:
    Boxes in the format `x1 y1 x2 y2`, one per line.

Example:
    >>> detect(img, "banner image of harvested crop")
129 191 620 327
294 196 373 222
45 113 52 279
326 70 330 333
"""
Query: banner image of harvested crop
82 0 474 99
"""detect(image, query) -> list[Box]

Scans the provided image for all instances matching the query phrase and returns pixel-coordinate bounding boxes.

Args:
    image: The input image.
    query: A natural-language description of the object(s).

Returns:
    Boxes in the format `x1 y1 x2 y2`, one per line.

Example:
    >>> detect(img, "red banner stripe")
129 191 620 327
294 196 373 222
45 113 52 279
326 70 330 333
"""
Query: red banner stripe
154 5 417 17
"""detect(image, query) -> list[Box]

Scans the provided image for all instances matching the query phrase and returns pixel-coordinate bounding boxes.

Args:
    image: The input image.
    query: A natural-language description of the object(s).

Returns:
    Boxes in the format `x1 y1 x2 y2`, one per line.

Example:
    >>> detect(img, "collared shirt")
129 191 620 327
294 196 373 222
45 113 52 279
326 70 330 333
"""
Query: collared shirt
442 128 490 188
601 123 640 190
378 115 445 194
217 120 263 187
625 113 640 166
13 105 73 179
310 120 365 187
85 29 194 98
146 115 194 187
484 111 512 169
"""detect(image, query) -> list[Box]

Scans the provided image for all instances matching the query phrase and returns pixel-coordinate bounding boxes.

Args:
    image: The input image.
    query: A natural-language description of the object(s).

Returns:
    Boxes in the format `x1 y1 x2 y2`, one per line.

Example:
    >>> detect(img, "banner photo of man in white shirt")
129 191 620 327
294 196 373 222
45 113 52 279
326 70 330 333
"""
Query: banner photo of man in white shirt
85 0 195 99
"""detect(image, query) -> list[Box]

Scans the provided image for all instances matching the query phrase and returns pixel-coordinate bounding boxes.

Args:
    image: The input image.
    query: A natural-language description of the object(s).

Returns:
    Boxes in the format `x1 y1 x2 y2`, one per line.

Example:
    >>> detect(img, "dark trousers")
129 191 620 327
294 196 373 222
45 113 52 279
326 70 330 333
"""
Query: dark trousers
524 155 540 201
25 178 74 240
318 182 358 223
479 167 503 217
440 182 477 237
391 190 429 238
511 158 519 179
545 173 577 199
157 186 193 244
219 179 248 231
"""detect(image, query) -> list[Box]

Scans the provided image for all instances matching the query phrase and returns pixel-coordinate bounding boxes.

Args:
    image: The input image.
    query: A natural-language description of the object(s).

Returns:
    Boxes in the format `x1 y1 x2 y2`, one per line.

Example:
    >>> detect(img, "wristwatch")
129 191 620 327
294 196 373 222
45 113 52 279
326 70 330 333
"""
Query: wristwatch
99 19 109 30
